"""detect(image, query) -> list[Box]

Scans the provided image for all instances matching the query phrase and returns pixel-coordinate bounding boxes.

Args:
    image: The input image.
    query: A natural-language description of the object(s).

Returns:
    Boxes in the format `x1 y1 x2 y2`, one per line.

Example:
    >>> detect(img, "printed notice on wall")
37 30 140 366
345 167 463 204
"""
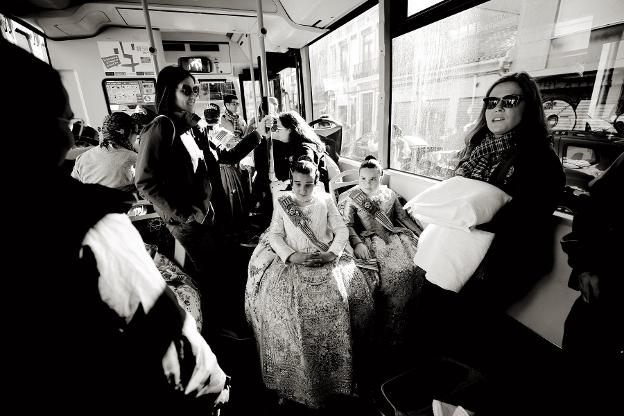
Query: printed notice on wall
98 41 155 76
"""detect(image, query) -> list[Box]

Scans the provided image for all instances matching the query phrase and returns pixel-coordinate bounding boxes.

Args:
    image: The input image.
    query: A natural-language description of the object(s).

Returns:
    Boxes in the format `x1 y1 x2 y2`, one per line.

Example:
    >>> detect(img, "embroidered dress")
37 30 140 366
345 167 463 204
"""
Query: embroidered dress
342 185 424 371
220 161 249 229
245 191 377 408
206 128 253 230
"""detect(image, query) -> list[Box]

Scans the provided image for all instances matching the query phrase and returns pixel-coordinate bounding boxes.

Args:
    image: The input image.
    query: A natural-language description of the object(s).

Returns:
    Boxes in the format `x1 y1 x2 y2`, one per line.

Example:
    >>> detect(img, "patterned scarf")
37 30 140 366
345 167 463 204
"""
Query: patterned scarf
223 108 244 138
455 131 517 182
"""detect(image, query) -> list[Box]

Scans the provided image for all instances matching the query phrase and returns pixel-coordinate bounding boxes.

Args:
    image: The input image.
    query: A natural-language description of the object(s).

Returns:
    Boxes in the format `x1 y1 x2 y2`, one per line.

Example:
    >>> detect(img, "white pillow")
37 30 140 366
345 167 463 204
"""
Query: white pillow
414 224 494 292
404 176 512 231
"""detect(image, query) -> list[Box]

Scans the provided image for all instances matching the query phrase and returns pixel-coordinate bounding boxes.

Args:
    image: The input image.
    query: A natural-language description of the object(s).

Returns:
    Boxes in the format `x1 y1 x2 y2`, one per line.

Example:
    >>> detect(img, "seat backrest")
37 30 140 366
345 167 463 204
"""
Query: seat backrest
329 168 359 203
325 154 341 181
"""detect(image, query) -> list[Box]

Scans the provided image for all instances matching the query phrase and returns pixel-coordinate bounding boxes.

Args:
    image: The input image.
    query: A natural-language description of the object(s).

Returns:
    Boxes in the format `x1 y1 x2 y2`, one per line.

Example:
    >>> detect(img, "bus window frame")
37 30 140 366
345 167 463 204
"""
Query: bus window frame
391 0 488 38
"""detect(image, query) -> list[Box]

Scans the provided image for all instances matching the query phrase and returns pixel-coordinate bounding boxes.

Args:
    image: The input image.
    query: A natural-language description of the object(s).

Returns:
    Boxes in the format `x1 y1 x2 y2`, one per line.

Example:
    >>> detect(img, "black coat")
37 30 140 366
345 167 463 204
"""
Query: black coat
136 113 261 225
463 140 566 308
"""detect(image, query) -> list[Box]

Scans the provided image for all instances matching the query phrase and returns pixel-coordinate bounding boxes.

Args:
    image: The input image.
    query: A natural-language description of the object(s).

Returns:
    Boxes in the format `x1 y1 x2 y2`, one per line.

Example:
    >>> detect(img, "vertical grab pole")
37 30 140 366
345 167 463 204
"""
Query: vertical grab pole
247 34 259 124
247 34 259 195
256 0 270 110
255 0 276 182
141 0 159 74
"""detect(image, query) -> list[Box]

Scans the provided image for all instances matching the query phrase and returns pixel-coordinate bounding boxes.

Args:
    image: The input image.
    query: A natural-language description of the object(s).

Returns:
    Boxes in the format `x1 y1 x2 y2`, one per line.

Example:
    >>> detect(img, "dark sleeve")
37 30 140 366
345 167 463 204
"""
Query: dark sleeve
135 119 191 221
217 131 263 164
253 139 270 188
342 198 364 247
478 148 565 233
565 176 622 281
393 192 424 235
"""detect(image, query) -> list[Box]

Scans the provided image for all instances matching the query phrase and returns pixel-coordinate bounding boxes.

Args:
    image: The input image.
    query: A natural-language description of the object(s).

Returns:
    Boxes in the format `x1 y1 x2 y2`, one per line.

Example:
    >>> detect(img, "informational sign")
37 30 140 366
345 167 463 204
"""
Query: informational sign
98 41 155 76
103 79 155 107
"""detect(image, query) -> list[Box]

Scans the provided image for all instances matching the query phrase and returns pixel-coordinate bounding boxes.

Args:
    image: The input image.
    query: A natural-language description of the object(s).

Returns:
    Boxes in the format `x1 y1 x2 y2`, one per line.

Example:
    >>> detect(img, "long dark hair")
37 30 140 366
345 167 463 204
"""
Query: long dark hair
278 110 325 153
464 72 549 148
155 65 195 116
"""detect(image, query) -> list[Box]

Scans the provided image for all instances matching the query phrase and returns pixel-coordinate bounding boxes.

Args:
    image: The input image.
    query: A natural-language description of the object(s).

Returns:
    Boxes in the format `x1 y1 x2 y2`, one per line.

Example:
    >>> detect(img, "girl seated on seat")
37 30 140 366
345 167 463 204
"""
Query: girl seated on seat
245 158 377 409
342 155 424 375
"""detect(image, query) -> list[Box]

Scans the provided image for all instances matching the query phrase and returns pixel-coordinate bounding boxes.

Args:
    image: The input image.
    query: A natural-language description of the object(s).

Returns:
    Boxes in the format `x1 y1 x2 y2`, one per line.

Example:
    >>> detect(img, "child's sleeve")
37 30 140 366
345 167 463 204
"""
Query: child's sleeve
268 205 296 262
342 198 364 248
394 191 424 235
327 195 348 257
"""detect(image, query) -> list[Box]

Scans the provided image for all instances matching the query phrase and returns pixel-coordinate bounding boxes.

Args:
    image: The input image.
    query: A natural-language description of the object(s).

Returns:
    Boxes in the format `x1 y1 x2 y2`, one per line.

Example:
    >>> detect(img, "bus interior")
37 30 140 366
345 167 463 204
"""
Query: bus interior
2 0 622 414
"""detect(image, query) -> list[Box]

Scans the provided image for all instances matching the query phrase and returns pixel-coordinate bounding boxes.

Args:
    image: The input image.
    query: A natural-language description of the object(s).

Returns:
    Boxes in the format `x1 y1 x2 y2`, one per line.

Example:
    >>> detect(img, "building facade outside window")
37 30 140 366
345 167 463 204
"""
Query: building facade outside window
390 0 624 206
309 5 380 161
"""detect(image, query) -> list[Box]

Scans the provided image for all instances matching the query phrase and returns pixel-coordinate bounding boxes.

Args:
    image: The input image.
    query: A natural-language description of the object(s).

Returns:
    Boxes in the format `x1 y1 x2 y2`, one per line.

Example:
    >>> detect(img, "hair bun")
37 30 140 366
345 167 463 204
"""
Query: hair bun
364 155 377 161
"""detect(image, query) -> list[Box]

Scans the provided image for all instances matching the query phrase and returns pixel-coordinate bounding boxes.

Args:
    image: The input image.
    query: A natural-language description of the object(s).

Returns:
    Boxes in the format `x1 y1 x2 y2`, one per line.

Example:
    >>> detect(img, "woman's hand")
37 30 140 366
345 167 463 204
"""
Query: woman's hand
353 243 370 260
578 271 601 303
256 115 273 138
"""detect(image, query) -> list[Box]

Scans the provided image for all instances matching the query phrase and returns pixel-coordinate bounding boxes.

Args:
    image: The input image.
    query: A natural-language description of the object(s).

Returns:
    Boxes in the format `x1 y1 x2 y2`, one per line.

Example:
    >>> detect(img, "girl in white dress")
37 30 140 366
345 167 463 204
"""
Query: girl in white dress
245 159 377 409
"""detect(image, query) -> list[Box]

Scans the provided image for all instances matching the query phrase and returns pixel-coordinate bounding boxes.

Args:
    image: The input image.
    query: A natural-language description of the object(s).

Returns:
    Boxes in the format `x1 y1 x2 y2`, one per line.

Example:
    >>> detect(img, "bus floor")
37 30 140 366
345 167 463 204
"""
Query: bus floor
204 241 381 416
198 237 591 416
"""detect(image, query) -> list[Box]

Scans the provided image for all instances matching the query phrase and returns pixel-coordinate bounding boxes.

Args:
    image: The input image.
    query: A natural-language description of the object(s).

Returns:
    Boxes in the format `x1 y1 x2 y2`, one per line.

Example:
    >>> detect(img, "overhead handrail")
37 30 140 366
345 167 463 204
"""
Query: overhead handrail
141 0 159 73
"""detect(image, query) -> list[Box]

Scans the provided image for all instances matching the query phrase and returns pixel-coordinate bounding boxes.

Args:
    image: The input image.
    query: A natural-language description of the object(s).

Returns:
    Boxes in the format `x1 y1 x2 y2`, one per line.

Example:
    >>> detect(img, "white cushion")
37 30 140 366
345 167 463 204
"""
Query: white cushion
414 224 494 292
404 176 512 231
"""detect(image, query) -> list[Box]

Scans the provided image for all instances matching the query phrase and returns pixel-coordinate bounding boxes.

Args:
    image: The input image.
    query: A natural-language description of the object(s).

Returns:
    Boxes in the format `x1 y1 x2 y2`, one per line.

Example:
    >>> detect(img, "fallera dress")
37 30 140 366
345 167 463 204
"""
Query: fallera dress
341 185 424 372
245 191 378 408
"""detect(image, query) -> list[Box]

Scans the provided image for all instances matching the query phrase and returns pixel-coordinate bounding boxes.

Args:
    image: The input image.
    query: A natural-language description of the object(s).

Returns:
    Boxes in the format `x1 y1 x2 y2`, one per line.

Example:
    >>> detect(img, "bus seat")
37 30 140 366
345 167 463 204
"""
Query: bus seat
325 153 341 181
329 169 358 204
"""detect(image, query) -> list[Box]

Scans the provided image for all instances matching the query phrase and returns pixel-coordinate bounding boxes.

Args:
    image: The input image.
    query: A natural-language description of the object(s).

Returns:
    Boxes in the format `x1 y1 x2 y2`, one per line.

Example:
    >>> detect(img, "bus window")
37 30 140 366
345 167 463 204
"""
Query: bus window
309 5 380 161
389 0 624 198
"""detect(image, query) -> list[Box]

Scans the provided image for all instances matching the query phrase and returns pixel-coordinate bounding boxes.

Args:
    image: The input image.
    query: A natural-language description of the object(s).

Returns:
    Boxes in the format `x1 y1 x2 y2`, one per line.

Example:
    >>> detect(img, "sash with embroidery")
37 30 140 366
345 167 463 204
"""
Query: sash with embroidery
349 188 418 245
278 195 378 271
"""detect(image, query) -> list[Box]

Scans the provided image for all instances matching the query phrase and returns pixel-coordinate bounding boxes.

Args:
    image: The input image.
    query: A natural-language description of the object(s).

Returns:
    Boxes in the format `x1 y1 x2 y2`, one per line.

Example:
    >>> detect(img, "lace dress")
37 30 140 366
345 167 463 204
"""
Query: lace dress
245 191 377 408
341 185 424 372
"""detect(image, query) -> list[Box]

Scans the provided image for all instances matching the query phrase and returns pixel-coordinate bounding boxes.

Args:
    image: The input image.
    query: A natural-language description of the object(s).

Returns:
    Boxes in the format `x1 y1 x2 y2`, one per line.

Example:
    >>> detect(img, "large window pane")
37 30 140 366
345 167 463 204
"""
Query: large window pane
391 0 624 199
309 5 380 161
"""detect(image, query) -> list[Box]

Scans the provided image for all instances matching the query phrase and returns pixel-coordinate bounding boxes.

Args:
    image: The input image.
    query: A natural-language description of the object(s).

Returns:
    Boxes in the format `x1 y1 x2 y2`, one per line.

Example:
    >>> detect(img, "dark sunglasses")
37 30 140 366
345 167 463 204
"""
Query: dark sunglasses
179 85 200 97
483 94 523 110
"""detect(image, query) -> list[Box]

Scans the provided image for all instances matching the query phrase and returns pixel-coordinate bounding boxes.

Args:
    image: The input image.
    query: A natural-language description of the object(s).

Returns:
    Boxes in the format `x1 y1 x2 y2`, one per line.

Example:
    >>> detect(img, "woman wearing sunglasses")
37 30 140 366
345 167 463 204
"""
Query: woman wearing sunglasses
136 66 264 333
452 72 565 308
414 73 565 386
406 73 566 410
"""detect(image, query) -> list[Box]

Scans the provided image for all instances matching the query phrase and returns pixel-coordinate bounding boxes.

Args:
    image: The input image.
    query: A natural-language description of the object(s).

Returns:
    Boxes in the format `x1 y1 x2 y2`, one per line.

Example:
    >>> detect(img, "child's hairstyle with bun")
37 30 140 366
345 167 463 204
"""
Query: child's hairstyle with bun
359 154 383 174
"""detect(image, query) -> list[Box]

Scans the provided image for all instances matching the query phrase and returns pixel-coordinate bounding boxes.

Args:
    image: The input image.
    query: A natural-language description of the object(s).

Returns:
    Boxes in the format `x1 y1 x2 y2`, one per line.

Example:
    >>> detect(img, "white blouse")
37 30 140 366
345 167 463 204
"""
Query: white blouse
268 191 348 262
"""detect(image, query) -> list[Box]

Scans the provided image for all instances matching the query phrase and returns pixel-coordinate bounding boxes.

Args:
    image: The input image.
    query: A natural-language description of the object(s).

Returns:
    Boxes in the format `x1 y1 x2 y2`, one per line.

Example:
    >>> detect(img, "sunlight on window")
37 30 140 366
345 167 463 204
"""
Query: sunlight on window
392 0 624 183
309 5 380 161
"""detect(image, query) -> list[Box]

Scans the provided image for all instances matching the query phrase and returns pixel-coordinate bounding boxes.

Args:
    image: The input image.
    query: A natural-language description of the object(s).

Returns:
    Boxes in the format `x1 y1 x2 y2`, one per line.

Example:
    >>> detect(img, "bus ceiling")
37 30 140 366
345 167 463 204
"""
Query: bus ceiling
2 0 369 51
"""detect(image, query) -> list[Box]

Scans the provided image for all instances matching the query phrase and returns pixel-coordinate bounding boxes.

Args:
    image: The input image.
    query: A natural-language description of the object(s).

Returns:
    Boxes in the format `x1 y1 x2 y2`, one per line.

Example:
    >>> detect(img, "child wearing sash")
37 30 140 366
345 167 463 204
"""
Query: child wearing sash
245 159 377 409
342 155 424 375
